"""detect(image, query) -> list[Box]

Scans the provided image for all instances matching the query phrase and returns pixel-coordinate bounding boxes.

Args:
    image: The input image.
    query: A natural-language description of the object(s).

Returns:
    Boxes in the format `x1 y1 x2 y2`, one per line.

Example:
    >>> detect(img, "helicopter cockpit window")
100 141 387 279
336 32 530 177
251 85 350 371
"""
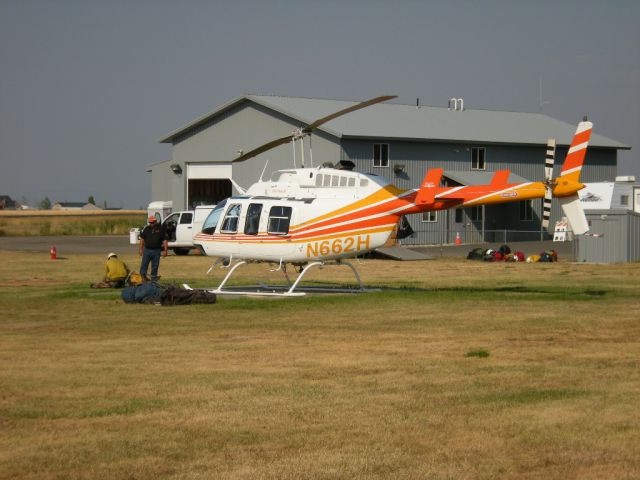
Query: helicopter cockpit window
220 204 242 234
267 206 292 235
360 178 369 187
315 174 323 187
322 175 331 187
348 177 356 187
339 176 347 187
201 199 228 234
244 203 262 235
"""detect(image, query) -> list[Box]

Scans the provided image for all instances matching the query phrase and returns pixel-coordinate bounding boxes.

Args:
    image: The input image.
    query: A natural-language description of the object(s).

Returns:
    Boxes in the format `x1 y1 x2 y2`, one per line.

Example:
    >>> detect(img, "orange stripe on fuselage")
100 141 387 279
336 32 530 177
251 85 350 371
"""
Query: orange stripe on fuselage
291 185 408 235
293 184 404 232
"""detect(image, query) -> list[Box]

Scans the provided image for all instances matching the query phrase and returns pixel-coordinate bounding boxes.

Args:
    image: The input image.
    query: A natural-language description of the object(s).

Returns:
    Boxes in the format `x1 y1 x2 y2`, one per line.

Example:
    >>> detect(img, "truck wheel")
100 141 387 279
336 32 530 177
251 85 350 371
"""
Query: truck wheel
173 248 190 256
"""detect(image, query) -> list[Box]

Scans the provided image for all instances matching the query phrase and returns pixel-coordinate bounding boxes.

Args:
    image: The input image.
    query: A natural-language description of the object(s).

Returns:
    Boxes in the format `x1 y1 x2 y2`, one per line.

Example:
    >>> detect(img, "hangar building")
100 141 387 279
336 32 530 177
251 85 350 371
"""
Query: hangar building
150 95 629 245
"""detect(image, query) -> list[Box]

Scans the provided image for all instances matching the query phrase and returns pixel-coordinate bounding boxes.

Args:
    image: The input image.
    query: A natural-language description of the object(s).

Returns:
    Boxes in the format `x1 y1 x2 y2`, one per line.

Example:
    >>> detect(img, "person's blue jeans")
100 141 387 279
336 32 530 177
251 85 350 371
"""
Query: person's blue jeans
140 247 161 281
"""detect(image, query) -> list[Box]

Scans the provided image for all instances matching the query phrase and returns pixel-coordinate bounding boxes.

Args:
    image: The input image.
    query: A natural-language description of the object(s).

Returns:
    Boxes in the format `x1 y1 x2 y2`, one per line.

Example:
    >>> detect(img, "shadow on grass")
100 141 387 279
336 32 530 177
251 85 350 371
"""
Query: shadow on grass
19 281 611 309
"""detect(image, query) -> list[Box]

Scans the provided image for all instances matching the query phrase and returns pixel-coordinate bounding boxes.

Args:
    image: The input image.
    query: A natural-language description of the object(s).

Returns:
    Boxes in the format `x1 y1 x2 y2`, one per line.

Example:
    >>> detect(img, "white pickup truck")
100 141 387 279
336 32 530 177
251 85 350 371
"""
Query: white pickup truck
162 205 215 255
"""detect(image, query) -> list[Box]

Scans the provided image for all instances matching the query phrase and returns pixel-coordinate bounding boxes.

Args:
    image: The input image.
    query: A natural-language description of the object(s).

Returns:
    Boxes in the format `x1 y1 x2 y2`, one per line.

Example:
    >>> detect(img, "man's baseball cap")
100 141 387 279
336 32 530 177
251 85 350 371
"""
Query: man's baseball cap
107 252 117 259
148 216 156 223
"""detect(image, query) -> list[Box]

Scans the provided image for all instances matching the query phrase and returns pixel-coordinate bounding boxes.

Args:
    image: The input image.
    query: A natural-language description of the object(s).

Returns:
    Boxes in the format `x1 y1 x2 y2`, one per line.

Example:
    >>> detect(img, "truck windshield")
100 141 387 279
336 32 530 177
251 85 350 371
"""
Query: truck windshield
201 199 228 234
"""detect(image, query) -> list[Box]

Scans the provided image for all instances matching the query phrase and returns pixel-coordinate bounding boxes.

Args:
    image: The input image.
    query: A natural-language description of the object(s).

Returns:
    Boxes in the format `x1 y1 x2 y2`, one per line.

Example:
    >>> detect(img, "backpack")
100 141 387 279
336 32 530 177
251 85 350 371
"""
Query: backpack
467 247 485 260
121 283 162 304
134 282 162 303
514 251 525 262
499 244 511 255
121 285 138 303
539 252 552 262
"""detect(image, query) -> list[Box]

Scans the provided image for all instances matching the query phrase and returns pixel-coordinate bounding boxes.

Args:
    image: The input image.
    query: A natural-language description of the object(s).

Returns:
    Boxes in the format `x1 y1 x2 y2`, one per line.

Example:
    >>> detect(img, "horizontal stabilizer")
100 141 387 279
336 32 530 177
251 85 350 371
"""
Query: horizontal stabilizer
415 168 443 205
559 194 589 235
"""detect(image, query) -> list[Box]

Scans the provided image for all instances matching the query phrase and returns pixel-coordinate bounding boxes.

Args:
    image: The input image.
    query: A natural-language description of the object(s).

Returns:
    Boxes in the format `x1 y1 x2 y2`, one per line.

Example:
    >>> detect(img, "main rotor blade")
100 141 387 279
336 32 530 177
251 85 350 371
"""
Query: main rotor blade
234 134 294 163
233 95 397 163
302 95 397 133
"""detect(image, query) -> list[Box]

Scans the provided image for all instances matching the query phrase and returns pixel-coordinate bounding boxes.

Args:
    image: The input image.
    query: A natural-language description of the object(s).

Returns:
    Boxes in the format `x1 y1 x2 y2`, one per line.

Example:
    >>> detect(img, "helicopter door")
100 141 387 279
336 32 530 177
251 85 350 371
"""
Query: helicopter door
264 204 297 258
244 203 263 235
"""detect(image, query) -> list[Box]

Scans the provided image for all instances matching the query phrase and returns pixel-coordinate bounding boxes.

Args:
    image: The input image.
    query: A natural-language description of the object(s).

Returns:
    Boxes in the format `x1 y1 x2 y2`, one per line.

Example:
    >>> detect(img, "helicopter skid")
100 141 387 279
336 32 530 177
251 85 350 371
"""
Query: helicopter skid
185 259 372 297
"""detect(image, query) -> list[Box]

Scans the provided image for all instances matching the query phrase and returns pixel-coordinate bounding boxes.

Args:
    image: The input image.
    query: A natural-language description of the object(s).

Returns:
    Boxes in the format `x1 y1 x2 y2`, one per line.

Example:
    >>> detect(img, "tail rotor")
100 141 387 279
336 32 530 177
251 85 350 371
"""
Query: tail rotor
542 138 556 230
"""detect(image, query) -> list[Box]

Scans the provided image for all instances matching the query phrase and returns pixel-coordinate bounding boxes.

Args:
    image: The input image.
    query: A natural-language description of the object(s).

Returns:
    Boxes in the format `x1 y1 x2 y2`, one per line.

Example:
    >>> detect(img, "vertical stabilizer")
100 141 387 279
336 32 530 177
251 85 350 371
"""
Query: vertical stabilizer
559 120 592 184
553 119 593 198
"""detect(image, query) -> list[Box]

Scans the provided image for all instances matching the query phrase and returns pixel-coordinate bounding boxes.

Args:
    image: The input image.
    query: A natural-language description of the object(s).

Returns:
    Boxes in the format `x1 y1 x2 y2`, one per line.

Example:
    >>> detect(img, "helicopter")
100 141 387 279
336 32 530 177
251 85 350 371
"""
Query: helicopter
191 95 592 296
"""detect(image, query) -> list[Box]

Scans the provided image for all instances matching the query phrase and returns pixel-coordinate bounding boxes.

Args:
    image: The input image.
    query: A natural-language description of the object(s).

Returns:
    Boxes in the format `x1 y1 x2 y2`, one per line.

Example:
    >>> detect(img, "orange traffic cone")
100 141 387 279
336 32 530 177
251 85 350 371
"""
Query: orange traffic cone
455 232 461 245
50 245 57 260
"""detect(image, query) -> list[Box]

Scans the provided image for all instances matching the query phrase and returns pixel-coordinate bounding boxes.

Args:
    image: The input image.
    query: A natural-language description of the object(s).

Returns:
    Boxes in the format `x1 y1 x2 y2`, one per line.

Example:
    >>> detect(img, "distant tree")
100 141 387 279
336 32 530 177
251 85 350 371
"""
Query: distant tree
39 197 52 210
88 195 96 205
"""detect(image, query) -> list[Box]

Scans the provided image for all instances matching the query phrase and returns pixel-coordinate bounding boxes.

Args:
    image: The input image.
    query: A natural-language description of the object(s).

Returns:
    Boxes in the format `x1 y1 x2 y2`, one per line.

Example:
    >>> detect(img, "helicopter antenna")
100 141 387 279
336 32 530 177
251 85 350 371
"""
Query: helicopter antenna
309 134 313 167
259 159 270 182
291 137 296 168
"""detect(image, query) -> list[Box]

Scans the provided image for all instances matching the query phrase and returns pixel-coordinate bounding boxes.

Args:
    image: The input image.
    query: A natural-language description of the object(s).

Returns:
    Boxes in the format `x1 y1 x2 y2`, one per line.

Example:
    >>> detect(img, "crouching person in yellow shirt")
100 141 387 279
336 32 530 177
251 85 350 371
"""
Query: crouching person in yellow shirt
91 253 130 288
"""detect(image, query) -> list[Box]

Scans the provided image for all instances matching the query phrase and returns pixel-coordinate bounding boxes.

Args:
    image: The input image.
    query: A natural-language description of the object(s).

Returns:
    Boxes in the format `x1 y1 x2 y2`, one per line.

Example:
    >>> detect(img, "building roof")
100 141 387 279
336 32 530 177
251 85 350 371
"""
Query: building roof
160 95 629 150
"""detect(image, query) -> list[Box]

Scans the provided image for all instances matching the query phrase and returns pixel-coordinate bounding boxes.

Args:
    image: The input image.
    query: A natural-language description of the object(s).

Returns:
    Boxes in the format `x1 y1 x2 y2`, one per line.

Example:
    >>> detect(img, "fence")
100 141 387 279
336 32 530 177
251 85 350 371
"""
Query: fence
401 229 551 246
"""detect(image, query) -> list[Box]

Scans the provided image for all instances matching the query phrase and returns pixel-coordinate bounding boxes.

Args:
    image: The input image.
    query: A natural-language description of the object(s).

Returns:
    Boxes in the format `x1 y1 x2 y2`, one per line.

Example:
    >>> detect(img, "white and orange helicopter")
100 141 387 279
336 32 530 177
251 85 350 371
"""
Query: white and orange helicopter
192 95 592 296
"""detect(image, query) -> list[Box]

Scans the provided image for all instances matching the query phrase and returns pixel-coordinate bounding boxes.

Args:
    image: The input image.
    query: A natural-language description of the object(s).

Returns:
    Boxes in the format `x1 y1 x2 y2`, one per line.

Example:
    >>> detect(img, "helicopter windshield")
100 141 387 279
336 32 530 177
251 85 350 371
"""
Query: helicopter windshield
201 199 228 234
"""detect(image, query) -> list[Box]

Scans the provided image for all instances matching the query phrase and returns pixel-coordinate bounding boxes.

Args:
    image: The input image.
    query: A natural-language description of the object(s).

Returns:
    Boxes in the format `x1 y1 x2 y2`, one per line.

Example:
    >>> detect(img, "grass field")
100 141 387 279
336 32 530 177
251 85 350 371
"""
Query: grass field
0 250 639 479
0 211 146 236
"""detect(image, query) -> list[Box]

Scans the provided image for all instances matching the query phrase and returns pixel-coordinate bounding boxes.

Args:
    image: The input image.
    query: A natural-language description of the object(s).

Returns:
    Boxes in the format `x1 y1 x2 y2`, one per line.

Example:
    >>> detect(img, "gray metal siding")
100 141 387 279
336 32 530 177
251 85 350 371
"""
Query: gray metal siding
610 183 636 210
149 160 184 208
578 210 640 263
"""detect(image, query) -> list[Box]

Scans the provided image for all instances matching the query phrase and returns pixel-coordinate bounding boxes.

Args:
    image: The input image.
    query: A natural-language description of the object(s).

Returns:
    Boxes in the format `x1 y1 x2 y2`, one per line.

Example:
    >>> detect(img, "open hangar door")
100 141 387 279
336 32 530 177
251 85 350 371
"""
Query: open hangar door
187 164 233 208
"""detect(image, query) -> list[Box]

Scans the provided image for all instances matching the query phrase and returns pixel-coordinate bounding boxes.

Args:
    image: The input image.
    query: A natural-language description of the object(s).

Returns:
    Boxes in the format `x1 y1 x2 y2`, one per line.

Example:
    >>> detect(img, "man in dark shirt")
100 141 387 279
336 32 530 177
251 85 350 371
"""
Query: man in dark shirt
139 216 168 281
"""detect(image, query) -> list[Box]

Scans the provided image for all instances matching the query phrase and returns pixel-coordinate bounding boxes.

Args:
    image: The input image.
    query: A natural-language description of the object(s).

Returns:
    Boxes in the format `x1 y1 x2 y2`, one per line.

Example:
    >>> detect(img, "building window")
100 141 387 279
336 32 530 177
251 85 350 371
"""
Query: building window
244 203 262 235
221 204 242 233
422 211 437 222
268 206 292 235
471 147 486 170
373 143 389 167
519 200 534 221
454 208 463 223
468 206 483 222
620 195 629 207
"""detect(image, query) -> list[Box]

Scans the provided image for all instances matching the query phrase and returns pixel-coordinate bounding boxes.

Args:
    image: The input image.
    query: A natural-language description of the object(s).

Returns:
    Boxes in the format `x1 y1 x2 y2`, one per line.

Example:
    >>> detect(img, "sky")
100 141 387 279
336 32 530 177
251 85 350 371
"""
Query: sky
1 0 638 209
